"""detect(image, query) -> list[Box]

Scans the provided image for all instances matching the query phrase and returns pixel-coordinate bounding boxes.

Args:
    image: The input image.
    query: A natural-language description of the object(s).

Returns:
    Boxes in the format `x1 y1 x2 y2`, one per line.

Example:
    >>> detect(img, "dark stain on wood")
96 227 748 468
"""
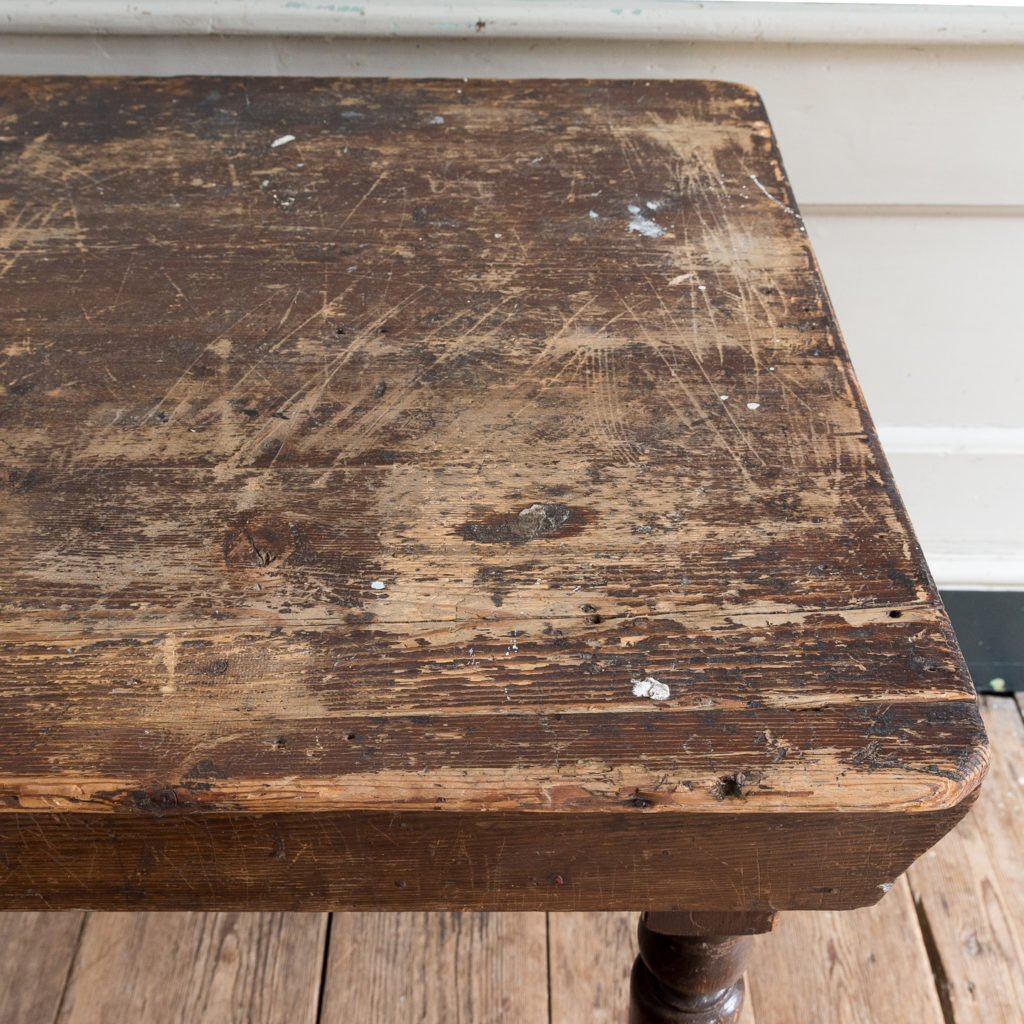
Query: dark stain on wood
456 502 583 544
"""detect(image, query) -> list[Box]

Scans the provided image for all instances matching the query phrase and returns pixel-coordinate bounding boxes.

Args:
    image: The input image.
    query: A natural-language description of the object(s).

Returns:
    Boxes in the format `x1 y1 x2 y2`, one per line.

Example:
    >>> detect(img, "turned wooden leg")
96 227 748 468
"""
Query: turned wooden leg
628 911 776 1024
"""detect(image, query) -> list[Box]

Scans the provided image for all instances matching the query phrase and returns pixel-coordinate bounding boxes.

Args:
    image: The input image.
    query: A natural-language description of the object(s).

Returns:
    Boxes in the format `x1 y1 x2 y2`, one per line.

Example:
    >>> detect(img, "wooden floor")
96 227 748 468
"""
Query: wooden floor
2 694 1022 1024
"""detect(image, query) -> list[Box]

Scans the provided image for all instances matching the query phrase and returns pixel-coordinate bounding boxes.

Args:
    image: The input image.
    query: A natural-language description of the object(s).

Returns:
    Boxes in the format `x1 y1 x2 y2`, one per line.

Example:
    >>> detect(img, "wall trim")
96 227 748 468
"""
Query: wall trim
878 426 1024 455
3 1 1024 45
929 555 1024 592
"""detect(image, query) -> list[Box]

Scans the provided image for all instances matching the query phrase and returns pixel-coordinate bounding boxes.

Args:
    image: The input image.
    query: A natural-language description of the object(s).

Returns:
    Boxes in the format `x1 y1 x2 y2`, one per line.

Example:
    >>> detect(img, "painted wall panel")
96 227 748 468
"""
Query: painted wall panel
804 213 1024 430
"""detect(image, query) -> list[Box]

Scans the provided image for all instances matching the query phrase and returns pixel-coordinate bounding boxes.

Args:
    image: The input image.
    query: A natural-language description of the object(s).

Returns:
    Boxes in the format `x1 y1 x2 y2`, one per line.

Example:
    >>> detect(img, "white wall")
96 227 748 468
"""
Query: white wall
2 3 1021 588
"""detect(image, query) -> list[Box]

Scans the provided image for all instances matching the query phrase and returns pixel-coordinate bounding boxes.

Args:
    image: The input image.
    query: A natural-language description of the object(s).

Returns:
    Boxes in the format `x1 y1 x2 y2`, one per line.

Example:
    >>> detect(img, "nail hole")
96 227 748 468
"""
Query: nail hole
346 733 356 741
586 613 602 625
888 610 902 619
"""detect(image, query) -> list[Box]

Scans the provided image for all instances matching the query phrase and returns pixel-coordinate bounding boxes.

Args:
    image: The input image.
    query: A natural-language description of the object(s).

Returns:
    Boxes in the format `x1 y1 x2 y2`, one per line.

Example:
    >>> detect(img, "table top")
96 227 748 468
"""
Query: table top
0 78 986 911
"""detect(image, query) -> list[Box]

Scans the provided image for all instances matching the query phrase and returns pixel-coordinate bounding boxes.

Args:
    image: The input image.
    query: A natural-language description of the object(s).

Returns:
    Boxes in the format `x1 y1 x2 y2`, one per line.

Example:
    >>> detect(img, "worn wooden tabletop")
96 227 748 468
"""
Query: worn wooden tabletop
0 78 986 912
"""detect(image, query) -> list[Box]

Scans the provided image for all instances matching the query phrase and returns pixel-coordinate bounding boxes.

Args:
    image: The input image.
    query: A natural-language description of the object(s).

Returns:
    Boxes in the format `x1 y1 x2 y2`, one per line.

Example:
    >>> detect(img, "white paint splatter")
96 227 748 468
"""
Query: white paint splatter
697 284 707 291
720 395 729 401
747 402 761 410
429 115 445 125
645 200 661 210
589 210 600 219
628 213 665 238
271 134 296 148
631 677 671 701
877 882 894 893
370 580 386 590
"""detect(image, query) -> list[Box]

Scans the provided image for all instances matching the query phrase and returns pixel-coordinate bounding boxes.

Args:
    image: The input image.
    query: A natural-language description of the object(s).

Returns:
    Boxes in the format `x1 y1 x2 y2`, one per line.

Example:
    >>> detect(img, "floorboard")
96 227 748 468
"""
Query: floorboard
906 694 1024 1023
747 877 945 1023
0 911 85 1024
55 912 326 1024
319 912 548 1024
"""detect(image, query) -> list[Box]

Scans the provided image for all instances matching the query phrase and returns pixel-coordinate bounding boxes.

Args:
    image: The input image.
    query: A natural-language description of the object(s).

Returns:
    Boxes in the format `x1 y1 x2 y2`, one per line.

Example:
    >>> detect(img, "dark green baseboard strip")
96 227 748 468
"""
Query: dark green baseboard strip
942 590 1024 693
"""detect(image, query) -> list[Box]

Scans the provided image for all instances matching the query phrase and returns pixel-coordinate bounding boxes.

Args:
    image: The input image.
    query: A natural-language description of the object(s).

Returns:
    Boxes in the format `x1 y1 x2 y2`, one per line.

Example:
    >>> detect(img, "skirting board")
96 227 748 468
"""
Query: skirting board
941 591 1024 692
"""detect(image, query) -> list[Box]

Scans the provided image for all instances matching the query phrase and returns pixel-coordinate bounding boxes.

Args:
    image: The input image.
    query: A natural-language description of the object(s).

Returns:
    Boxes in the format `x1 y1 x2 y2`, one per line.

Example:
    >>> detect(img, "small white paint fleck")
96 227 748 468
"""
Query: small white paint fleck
645 199 661 210
631 676 671 701
747 402 761 410
769 366 776 371
271 134 296 148
493 232 502 238
370 580 386 590
628 214 665 238
749 174 800 217
720 395 729 401
429 115 445 125
878 882 894 893
589 210 600 219
627 203 641 214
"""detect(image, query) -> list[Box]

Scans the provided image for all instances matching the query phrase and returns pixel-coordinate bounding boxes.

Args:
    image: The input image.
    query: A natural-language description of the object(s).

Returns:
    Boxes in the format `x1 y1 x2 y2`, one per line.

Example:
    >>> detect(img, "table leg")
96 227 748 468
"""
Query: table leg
628 911 776 1024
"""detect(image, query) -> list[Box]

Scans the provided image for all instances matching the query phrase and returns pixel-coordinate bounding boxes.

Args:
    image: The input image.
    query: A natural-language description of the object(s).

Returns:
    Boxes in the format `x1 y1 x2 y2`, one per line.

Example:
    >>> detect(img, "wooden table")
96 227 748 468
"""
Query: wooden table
0 78 986 1023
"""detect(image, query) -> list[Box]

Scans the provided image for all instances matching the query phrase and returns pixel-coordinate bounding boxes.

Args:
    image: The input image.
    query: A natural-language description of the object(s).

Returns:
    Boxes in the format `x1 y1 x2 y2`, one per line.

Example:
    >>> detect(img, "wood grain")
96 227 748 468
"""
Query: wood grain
55 912 326 1024
0 806 972 912
0 77 984 910
906 695 1024 1023
549 911 637 1024
320 911 547 1024
745 876 944 1023
0 911 84 1024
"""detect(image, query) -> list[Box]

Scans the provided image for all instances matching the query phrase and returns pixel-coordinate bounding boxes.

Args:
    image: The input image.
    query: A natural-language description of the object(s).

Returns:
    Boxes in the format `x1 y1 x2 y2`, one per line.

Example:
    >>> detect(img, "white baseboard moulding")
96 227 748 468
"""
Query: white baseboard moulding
4 1 1024 45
